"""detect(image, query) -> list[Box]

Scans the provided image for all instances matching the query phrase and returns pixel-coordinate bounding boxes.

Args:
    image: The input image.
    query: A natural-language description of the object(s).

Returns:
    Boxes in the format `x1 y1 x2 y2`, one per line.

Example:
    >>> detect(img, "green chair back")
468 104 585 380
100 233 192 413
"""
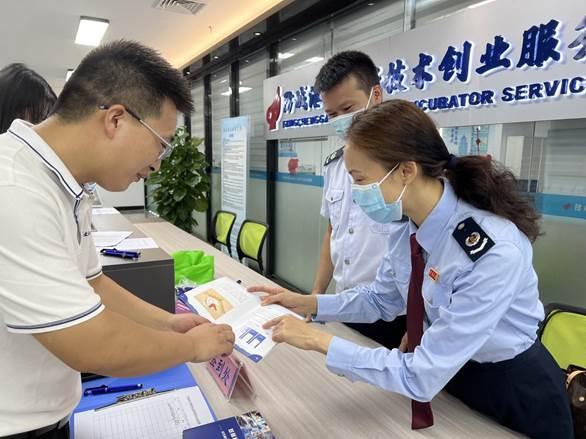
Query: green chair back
212 210 236 256
236 220 269 273
539 303 586 369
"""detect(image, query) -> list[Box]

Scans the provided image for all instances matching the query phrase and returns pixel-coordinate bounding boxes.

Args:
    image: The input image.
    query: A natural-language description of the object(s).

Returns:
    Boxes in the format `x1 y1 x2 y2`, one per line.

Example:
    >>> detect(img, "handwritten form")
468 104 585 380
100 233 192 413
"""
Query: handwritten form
74 386 214 439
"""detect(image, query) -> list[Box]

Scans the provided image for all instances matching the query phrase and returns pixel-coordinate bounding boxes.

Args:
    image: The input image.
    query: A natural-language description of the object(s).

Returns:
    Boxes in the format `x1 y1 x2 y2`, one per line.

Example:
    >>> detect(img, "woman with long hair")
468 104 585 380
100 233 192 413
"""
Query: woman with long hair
250 100 573 438
0 63 57 133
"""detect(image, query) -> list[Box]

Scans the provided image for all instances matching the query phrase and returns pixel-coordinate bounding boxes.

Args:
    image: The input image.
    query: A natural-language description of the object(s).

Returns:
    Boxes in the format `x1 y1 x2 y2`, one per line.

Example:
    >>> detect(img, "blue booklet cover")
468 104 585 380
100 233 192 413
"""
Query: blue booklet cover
183 410 275 439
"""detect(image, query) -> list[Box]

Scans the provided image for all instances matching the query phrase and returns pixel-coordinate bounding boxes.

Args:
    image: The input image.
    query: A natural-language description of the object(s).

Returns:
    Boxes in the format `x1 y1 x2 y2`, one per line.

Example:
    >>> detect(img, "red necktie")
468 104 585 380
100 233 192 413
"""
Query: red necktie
406 233 434 429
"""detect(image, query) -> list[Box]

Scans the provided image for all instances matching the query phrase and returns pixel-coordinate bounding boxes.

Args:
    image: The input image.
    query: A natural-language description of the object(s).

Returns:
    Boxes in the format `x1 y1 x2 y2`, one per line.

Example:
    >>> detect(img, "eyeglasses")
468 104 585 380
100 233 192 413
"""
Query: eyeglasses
98 104 175 160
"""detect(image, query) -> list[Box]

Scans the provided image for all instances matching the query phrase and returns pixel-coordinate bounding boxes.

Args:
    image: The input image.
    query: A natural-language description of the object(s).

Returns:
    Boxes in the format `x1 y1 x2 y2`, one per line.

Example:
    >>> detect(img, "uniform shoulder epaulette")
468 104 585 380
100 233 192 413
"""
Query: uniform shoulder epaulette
324 147 344 166
452 217 495 262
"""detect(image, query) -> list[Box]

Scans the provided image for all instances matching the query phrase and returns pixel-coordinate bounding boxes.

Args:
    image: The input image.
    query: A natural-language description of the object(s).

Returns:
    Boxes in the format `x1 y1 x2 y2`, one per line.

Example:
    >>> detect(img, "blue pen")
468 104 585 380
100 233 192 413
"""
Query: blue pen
84 384 143 396
100 248 141 260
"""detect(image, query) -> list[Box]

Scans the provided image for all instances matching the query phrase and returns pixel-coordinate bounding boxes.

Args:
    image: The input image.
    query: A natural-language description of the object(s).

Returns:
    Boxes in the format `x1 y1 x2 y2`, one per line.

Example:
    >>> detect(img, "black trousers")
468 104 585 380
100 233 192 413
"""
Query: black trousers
445 340 574 439
2 422 70 439
344 315 407 349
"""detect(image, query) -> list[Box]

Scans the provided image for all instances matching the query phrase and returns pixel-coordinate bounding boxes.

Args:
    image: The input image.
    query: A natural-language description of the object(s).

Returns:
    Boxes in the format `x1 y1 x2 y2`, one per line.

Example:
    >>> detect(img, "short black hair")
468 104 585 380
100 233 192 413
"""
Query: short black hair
0 63 57 134
314 51 380 95
53 40 193 121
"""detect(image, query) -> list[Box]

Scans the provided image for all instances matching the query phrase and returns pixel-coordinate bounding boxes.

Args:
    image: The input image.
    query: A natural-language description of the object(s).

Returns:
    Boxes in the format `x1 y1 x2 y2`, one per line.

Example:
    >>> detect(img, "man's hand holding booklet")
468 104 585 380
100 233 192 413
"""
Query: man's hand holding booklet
178 277 302 362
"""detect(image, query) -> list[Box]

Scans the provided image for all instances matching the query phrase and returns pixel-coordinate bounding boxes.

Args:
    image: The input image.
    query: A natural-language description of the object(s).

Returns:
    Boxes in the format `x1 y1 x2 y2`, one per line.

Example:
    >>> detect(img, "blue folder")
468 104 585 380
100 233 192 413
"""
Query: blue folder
71 364 215 436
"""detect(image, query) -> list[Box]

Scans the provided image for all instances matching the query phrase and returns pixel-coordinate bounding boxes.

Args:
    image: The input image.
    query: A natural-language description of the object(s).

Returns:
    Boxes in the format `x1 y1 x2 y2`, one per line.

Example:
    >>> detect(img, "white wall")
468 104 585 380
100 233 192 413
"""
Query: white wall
98 181 145 208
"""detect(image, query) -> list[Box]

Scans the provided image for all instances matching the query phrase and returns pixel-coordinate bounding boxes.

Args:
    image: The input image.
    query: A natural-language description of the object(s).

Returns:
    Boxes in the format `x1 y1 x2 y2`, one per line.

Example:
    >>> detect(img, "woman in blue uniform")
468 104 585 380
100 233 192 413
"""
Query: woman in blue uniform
250 100 573 438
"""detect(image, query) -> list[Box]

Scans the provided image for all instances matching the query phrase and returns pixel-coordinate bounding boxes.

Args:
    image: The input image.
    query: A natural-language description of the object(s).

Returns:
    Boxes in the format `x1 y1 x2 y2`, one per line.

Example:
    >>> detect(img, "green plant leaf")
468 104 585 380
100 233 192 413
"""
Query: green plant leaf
146 175 163 185
146 127 207 232
178 208 189 221
194 197 208 212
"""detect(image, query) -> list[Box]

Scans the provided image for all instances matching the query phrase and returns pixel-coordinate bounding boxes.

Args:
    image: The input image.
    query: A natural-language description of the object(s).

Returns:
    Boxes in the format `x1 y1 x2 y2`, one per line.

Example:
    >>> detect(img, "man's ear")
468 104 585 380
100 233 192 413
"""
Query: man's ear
102 105 125 139
372 84 384 104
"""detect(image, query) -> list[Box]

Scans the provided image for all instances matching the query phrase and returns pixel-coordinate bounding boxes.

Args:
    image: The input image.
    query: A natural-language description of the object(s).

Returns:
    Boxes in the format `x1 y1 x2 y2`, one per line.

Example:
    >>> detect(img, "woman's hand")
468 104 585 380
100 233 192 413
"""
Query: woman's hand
262 316 333 354
248 285 318 317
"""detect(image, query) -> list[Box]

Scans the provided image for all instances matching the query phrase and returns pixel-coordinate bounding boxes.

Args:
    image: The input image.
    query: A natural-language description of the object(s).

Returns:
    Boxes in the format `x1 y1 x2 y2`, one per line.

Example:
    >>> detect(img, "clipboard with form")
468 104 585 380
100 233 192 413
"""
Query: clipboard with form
74 386 214 439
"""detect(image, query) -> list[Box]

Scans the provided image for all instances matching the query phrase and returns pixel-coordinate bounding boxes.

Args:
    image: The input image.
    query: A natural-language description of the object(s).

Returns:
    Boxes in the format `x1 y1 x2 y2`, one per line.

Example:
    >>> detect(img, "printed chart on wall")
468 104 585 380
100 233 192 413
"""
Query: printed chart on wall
177 277 301 362
443 126 490 157
221 116 250 256
277 139 335 187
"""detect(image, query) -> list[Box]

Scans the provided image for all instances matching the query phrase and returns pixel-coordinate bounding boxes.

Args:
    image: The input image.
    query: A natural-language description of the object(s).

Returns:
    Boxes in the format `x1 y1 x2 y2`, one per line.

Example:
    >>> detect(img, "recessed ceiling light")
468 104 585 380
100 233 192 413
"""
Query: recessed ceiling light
278 52 295 60
254 31 262 36
66 69 75 81
291 37 297 41
75 16 109 46
367 2 375 5
213 55 219 60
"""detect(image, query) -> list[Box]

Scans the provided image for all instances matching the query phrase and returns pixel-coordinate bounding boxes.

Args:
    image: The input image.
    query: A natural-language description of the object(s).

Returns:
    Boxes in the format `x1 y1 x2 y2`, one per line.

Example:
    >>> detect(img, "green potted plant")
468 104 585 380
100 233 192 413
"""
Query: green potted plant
146 126 210 233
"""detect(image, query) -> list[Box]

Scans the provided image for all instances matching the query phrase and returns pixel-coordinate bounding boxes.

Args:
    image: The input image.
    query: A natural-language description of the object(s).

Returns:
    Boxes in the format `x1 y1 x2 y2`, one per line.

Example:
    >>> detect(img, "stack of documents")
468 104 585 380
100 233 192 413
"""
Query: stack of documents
92 231 132 248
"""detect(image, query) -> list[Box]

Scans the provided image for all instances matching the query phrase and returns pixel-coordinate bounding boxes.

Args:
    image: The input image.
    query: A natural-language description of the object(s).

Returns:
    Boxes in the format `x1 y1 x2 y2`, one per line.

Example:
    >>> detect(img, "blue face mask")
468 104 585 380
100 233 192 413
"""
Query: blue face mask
329 88 374 142
351 164 407 223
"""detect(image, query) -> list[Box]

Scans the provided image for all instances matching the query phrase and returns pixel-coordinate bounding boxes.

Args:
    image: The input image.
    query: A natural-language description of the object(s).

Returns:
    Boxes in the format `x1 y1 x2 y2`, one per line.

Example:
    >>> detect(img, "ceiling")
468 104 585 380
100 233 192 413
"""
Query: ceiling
0 0 291 92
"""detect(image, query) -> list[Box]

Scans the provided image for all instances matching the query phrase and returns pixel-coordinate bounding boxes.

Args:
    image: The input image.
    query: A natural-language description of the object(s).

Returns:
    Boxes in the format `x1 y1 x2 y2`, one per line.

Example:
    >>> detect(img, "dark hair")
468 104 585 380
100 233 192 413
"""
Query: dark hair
347 100 541 242
53 40 193 121
314 51 380 95
0 63 57 133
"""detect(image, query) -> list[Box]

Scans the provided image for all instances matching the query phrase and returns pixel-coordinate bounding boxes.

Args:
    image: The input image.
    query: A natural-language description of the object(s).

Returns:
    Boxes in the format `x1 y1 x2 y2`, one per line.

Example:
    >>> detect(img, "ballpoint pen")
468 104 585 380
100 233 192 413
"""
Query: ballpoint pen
84 384 143 396
100 248 141 260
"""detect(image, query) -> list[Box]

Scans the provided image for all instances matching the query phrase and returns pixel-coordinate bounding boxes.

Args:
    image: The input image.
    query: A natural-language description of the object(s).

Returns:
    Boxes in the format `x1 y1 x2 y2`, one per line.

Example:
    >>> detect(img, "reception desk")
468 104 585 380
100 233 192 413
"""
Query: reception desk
93 213 175 313
133 220 521 438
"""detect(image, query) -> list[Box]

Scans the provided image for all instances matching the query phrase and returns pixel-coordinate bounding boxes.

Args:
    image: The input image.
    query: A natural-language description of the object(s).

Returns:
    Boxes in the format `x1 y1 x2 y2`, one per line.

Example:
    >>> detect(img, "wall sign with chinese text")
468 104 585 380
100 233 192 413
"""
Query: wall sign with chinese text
263 0 585 139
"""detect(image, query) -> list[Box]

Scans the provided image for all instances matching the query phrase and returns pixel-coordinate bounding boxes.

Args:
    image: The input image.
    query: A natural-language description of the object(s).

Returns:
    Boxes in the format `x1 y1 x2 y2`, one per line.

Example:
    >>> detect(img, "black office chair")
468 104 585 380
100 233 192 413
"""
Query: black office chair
211 210 237 256
236 220 269 274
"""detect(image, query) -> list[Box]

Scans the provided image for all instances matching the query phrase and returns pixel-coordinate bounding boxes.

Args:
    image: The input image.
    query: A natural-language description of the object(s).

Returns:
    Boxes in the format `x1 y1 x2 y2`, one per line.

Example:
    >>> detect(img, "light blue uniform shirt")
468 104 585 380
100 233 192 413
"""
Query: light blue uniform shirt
321 151 405 293
316 180 544 402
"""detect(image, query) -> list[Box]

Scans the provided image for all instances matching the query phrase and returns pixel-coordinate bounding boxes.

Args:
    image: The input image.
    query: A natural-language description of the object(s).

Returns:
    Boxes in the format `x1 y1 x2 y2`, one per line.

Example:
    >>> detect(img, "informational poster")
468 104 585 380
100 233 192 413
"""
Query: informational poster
221 116 250 256
443 125 490 156
276 139 325 187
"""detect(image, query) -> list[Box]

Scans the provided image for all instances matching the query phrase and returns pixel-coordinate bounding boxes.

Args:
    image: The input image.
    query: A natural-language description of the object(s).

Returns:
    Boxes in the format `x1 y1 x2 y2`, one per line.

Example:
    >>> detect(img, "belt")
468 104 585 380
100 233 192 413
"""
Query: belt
2 415 69 439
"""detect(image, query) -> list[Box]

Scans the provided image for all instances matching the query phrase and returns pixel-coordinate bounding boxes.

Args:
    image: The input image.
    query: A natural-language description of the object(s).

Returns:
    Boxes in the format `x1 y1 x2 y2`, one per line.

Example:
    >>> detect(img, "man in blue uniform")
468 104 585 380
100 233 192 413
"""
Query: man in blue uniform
311 51 407 349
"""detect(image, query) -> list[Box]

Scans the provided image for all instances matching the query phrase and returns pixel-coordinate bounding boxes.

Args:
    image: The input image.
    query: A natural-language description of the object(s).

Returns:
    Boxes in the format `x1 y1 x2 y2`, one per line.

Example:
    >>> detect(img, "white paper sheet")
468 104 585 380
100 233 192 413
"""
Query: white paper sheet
92 207 120 215
93 231 132 247
74 386 214 439
111 238 159 251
